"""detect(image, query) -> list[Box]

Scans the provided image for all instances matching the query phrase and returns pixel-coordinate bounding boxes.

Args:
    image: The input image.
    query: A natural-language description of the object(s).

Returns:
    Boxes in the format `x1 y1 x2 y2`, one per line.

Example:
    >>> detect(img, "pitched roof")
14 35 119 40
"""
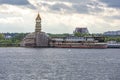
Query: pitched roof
36 13 41 20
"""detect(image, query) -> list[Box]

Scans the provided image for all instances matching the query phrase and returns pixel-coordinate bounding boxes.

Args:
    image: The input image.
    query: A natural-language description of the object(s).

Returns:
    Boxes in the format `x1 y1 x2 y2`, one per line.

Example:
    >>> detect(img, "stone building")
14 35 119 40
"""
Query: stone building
20 13 49 47
36 32 49 47
20 32 36 47
104 30 120 36
73 27 89 34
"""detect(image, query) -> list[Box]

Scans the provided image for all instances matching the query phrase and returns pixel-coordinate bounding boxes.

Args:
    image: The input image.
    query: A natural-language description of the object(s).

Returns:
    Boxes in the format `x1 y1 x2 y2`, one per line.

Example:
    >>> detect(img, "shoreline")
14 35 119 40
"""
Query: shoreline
0 46 120 49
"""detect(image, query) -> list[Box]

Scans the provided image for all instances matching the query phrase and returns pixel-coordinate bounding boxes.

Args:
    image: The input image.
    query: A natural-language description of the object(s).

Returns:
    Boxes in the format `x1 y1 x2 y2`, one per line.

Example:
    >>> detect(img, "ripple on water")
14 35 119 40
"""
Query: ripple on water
0 48 120 80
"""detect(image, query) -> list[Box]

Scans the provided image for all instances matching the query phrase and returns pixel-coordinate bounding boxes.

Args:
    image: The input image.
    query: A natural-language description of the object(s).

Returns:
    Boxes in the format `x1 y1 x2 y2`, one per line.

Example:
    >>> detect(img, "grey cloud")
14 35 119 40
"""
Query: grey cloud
49 3 72 12
40 2 72 12
0 0 36 9
99 0 120 8
42 0 88 3
72 4 89 14
0 0 30 5
38 2 74 13
107 16 120 20
113 16 120 19
39 0 104 14
72 1 103 14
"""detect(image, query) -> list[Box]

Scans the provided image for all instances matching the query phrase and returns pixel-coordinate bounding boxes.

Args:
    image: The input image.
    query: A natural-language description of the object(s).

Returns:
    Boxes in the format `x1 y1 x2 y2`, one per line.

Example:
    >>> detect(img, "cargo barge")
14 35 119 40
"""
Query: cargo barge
50 43 107 49
49 36 107 49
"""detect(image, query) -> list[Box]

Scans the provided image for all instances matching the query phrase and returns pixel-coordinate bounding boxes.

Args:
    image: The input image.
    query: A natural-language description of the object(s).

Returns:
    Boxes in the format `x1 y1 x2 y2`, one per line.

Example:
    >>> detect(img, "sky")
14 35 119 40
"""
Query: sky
0 0 120 33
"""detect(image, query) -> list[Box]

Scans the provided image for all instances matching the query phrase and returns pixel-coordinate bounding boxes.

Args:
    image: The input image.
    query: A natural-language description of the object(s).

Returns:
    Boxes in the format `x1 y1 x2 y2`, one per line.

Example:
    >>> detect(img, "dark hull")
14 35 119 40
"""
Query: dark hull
50 43 107 49
54 46 107 49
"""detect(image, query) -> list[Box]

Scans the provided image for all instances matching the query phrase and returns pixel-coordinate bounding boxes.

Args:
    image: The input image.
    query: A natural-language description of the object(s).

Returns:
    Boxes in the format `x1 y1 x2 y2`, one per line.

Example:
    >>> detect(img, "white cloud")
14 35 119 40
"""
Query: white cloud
0 17 23 24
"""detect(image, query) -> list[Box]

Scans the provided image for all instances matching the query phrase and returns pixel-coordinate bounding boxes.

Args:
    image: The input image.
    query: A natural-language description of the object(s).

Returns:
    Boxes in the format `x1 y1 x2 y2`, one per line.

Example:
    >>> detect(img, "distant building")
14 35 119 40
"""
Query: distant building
4 35 12 39
104 30 120 36
73 27 89 34
3 33 16 39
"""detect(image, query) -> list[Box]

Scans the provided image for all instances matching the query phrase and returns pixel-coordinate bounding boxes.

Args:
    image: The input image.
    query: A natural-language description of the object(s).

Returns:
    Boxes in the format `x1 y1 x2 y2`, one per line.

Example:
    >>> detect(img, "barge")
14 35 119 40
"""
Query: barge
50 43 107 49
49 36 107 49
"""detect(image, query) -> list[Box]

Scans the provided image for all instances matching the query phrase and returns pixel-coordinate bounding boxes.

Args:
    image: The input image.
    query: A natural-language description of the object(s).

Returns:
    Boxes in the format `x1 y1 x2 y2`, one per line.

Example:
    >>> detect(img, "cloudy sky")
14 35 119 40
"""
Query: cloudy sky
0 0 120 33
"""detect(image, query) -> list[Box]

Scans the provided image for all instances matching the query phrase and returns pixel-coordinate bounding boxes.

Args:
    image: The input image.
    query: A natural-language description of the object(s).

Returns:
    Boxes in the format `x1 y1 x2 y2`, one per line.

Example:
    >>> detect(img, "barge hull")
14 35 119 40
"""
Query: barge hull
51 43 107 49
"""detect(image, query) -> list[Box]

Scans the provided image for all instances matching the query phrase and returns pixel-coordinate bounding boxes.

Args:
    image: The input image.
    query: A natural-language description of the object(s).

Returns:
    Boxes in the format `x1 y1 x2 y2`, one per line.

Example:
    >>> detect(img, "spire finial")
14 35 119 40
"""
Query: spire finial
36 12 41 20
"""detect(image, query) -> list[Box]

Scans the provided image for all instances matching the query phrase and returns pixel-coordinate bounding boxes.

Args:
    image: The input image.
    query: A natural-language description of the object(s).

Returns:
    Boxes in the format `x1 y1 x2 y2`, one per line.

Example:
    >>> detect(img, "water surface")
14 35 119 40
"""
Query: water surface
0 47 120 80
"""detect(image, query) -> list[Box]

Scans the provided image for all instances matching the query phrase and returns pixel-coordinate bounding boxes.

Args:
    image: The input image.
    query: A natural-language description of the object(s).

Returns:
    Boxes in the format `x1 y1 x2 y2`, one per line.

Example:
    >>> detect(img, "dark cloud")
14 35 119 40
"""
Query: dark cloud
99 0 120 8
0 0 30 5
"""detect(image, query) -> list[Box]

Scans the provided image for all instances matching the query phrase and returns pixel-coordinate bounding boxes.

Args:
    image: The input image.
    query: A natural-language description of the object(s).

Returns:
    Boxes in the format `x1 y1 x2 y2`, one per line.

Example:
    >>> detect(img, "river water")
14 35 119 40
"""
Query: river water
0 47 120 80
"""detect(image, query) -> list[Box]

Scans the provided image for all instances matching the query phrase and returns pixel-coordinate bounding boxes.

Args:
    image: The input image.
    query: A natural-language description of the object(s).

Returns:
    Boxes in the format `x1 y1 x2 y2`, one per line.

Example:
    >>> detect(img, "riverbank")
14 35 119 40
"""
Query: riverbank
0 43 20 47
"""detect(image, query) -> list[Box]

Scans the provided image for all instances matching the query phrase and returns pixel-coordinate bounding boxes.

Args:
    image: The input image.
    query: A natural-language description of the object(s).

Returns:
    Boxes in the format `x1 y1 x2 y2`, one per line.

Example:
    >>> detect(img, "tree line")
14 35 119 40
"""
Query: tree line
0 32 120 47
0 33 28 47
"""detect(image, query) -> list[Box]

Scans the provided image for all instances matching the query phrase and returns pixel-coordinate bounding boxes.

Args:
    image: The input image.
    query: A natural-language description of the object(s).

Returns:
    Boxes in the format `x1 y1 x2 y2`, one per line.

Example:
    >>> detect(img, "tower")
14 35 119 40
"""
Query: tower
35 13 41 33
35 13 49 47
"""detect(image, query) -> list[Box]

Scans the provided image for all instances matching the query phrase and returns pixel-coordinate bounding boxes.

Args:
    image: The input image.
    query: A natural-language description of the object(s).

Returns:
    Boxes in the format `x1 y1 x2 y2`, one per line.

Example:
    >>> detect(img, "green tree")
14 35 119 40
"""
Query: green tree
0 33 4 40
74 32 90 37
104 36 120 42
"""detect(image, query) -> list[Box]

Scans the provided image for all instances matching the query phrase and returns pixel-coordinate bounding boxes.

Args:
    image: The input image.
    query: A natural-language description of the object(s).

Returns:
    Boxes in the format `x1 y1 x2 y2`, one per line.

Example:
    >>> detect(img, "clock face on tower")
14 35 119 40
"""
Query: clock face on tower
36 20 41 22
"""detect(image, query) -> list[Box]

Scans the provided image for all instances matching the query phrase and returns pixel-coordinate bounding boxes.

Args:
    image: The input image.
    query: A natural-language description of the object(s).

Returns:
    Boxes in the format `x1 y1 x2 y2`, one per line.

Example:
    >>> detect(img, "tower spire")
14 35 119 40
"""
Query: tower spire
36 13 41 20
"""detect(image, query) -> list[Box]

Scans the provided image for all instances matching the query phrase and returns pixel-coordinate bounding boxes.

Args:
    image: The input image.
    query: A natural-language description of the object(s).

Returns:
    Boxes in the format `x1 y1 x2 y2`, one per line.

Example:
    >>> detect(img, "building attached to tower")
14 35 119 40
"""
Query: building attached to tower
20 13 49 47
